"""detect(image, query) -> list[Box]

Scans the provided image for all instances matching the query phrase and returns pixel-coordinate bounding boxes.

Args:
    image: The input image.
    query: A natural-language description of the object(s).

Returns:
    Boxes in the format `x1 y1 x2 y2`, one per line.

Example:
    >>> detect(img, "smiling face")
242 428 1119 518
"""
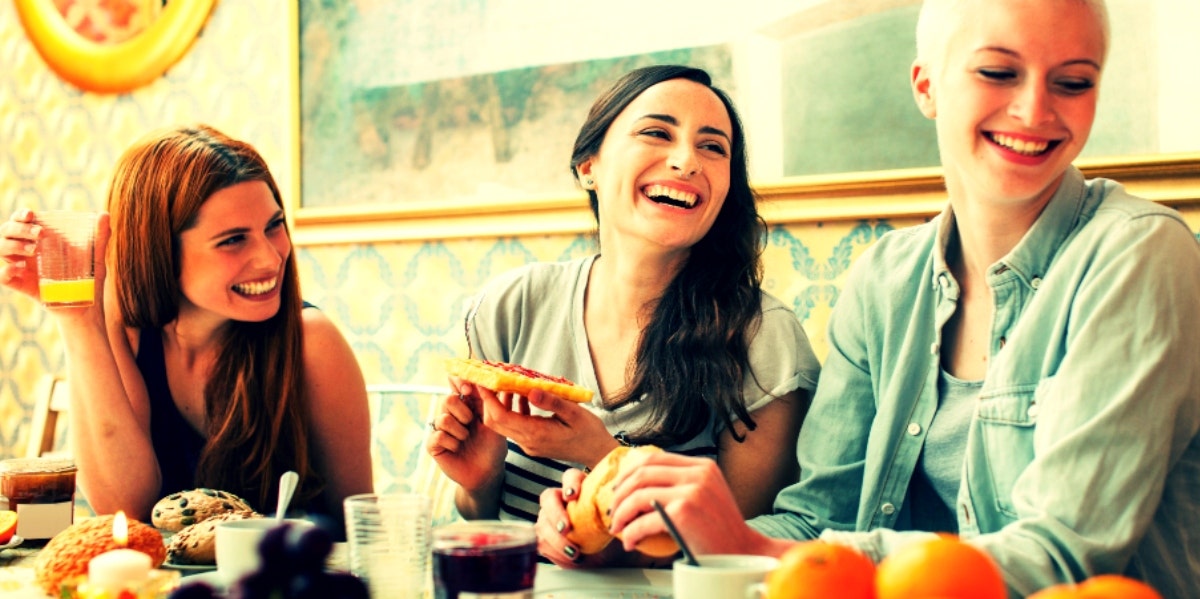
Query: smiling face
912 0 1106 209
576 78 733 256
176 180 291 323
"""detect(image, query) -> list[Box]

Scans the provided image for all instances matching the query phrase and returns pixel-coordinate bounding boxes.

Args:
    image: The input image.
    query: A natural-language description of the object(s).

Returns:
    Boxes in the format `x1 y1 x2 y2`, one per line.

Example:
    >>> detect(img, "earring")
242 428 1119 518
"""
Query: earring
583 177 594 188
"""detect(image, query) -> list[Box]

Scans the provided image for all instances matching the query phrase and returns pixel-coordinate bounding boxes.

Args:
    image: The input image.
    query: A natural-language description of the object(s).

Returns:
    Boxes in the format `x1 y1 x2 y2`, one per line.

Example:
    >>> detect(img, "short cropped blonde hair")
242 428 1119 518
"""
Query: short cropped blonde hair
915 0 1110 65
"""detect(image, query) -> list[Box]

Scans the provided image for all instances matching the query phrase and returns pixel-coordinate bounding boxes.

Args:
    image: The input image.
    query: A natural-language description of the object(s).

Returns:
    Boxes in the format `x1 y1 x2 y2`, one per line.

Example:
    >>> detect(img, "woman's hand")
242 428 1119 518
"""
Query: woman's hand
426 380 509 494
479 387 617 469
1 209 43 298
536 468 627 569
607 452 773 556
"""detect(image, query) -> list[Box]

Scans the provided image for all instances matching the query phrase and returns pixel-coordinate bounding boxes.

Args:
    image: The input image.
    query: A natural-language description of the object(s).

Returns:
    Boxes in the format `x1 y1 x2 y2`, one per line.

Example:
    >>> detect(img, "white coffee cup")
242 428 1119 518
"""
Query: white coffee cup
215 518 313 583
673 554 780 599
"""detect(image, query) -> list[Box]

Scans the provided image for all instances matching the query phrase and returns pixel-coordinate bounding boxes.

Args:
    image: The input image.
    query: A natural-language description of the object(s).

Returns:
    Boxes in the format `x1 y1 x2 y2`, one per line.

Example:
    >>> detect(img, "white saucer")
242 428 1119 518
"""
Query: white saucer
0 535 23 550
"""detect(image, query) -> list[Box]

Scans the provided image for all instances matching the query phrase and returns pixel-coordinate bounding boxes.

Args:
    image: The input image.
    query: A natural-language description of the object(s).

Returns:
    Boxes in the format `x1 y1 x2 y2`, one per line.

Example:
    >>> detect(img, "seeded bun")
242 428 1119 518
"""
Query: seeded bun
34 515 166 594
566 445 679 558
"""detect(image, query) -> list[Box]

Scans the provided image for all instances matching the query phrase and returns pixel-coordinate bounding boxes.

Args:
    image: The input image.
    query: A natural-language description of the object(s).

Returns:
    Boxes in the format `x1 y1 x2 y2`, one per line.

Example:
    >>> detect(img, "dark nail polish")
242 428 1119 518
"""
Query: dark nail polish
564 487 576 498
563 545 577 558
556 520 566 533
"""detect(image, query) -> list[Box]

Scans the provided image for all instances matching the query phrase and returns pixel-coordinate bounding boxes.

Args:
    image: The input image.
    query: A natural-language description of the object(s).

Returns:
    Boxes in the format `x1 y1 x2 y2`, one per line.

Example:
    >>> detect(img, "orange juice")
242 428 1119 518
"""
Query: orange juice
39 278 95 307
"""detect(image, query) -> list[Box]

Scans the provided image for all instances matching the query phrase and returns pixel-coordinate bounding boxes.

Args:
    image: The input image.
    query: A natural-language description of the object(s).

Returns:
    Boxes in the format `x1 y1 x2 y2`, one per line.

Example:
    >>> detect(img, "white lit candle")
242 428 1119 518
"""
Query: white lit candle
88 548 152 590
87 511 151 590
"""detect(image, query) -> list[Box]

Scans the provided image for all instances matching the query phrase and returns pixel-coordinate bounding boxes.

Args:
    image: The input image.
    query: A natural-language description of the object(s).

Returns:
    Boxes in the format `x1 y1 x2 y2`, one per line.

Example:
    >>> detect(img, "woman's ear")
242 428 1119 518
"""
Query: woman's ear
575 161 597 190
911 61 937 119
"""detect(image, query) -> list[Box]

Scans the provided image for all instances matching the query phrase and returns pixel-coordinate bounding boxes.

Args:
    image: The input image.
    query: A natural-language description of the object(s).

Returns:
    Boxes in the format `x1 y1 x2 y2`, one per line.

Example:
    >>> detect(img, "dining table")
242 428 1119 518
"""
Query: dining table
1 538 674 598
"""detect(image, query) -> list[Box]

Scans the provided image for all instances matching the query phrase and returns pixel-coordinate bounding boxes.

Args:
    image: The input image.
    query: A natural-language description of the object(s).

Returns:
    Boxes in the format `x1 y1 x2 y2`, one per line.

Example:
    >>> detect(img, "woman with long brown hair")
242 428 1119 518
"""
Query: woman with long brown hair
1 125 372 528
427 65 819 567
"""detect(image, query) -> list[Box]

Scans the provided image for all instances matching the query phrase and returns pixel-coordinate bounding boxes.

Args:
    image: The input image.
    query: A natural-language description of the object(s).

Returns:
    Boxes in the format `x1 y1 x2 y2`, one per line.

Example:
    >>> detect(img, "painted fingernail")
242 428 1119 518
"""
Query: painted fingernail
30 225 41 237
24 243 36 254
564 487 576 498
556 520 566 533
563 545 577 559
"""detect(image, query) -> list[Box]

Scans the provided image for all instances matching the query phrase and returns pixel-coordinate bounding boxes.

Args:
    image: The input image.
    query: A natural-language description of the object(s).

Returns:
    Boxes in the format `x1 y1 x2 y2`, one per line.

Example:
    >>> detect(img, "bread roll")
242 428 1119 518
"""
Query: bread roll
34 514 166 594
566 445 679 558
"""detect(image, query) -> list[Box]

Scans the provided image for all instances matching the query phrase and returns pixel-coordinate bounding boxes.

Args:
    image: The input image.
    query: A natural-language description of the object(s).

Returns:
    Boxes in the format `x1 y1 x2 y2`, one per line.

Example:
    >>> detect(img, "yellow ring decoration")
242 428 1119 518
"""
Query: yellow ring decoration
14 0 218 94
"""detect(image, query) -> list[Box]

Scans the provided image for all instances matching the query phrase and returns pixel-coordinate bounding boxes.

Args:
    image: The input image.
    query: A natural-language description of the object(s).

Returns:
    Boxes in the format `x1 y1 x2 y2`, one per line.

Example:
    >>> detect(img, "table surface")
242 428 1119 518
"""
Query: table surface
1 539 673 598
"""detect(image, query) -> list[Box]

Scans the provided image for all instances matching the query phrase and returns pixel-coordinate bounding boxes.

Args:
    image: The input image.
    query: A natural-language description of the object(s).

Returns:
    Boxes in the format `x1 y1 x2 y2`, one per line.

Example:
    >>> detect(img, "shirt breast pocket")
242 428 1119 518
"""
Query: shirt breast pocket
975 385 1038 518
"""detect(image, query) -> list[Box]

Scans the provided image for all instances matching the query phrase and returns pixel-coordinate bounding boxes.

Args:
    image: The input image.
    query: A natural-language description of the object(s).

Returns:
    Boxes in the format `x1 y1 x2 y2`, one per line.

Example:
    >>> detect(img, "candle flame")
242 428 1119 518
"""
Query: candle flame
113 510 129 547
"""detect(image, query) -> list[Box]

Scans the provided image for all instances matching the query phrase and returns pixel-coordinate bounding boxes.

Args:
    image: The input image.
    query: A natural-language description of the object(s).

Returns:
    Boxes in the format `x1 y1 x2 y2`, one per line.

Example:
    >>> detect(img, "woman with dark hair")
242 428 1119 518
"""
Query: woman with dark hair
0 125 372 529
427 65 819 565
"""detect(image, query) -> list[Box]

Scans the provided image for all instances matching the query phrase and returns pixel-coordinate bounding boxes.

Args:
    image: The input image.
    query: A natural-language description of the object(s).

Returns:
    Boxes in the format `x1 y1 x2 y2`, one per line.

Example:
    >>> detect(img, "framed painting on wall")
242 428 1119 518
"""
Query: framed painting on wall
291 0 1200 245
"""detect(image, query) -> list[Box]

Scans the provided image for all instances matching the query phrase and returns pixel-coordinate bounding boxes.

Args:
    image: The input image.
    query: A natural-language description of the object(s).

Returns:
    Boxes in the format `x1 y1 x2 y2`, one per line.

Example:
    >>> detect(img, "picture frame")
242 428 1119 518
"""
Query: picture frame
289 0 1200 246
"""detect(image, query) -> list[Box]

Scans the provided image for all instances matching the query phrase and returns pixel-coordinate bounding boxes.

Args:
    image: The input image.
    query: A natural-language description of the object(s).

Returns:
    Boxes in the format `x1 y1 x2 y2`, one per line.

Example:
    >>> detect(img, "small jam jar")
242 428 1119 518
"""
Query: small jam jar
0 457 77 539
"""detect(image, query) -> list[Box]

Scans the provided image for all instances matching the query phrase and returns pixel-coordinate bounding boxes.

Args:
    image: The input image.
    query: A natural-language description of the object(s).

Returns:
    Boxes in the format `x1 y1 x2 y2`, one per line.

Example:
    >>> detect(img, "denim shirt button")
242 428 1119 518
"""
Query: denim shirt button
1027 403 1039 418
1031 277 1042 289
930 342 939 355
881 503 896 515
907 422 922 436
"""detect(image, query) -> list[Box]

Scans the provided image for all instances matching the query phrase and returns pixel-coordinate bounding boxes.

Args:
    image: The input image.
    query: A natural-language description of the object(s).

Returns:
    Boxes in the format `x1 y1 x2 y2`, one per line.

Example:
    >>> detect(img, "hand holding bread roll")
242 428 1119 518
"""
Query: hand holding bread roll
565 445 679 557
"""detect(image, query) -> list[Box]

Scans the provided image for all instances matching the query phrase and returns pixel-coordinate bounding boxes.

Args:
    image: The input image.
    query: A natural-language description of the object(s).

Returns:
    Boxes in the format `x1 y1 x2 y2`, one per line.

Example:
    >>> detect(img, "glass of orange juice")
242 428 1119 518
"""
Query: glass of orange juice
35 210 98 307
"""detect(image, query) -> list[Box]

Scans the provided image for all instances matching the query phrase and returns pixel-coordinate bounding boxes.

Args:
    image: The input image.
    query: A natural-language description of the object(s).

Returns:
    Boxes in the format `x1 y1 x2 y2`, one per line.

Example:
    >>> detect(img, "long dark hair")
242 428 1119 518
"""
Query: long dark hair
107 124 318 511
570 65 767 445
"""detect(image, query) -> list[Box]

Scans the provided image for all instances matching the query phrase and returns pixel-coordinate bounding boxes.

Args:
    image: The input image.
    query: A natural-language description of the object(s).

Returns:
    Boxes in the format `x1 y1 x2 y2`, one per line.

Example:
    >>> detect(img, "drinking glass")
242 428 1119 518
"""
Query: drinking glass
35 210 98 307
344 493 432 599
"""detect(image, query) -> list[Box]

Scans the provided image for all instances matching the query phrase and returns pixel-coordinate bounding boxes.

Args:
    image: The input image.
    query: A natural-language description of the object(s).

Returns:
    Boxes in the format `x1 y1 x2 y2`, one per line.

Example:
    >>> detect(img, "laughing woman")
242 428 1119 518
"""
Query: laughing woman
426 65 820 567
0 125 373 531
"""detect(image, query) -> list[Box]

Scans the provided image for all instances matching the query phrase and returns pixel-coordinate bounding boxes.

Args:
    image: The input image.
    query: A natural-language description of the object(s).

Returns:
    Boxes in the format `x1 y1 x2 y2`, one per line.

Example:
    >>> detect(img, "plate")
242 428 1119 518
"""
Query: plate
536 587 670 598
175 571 228 592
0 535 23 550
160 559 217 574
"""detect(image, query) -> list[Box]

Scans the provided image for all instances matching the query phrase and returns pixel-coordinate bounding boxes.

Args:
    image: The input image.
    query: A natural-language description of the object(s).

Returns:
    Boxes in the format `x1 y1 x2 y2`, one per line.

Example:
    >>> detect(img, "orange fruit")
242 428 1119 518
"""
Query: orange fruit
0 510 16 544
1077 575 1162 599
1028 584 1084 599
765 541 876 599
1029 575 1163 599
875 534 1006 599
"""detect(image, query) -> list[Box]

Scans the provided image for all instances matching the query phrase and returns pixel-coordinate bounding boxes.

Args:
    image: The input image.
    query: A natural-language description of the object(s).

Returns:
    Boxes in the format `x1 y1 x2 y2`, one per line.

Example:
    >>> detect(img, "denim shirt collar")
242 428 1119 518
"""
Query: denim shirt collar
933 166 1089 294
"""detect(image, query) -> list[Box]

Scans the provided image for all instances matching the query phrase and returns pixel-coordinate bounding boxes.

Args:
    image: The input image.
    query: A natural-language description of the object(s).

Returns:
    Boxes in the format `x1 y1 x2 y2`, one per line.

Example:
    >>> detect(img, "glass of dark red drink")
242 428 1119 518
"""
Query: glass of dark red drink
433 521 538 599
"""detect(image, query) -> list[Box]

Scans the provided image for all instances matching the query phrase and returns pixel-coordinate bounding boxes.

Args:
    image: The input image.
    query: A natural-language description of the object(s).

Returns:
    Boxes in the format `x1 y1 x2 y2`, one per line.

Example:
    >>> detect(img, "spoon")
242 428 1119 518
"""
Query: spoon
651 499 698 566
275 470 299 521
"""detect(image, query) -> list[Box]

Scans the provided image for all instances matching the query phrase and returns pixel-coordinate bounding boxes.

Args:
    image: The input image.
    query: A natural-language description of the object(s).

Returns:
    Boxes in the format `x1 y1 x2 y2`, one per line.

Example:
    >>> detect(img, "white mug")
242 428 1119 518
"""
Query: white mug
215 518 313 583
673 554 779 599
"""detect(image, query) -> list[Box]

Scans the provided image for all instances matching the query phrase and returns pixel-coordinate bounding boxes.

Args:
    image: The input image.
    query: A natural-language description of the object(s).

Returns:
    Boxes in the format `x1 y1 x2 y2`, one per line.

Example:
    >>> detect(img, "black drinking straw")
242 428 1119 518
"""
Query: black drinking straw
651 499 699 566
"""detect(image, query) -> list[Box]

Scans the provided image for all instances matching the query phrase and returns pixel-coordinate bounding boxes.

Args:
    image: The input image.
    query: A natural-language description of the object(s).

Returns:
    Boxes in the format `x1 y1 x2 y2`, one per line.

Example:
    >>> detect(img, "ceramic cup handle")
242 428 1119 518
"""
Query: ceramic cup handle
746 581 768 599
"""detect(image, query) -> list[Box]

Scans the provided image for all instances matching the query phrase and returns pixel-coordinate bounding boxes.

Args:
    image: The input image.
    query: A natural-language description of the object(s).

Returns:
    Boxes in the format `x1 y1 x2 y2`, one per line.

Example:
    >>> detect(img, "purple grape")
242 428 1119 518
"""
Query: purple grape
324 572 370 599
286 525 334 571
167 580 217 599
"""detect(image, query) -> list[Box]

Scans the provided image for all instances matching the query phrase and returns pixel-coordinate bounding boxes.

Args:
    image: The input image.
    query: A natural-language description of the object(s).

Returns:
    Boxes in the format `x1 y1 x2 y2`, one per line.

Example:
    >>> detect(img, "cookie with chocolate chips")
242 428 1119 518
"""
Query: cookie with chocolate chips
151 488 255 532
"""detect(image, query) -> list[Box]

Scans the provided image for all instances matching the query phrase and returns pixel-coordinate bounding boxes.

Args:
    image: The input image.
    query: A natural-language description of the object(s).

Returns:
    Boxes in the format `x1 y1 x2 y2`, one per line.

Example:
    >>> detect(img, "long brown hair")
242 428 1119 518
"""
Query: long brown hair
570 65 767 445
106 124 318 511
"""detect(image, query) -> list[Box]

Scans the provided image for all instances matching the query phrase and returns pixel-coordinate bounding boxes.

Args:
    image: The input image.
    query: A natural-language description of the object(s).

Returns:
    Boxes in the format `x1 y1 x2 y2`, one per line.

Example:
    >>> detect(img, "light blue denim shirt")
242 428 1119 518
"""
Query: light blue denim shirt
749 167 1200 598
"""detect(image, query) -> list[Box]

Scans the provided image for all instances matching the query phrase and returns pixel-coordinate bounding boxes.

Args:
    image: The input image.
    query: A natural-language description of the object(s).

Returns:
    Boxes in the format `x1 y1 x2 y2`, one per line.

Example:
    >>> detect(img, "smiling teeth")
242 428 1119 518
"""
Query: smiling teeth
233 279 277 295
992 133 1050 156
644 184 698 208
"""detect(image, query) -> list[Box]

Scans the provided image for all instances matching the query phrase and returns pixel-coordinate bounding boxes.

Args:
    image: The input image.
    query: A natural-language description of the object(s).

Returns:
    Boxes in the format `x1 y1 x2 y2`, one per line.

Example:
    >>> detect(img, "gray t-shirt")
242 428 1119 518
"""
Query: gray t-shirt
466 255 821 522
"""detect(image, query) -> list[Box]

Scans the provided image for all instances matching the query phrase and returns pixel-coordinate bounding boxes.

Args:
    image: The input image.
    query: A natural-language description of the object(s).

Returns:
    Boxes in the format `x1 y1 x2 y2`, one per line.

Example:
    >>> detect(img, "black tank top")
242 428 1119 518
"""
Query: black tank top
138 328 206 499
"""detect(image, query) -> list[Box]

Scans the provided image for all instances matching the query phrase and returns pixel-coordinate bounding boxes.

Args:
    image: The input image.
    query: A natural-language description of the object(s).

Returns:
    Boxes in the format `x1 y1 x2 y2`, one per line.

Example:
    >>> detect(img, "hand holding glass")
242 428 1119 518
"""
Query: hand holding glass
35 211 98 307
